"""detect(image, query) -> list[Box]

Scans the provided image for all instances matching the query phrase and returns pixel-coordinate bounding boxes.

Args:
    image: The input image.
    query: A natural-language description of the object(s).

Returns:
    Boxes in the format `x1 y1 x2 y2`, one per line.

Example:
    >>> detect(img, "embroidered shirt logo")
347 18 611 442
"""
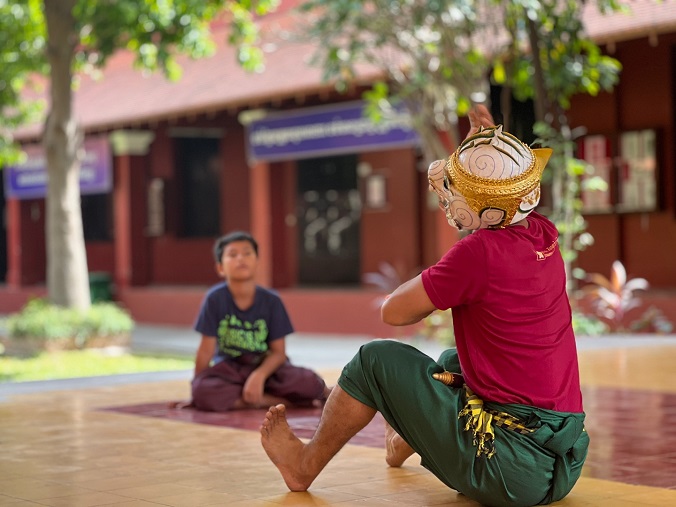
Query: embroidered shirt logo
535 240 558 261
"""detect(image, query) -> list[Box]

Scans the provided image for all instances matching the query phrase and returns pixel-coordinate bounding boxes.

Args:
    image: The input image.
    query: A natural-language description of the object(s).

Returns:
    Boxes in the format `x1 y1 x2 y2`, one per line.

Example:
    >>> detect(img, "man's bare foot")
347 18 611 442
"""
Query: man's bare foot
260 404 314 491
384 421 415 467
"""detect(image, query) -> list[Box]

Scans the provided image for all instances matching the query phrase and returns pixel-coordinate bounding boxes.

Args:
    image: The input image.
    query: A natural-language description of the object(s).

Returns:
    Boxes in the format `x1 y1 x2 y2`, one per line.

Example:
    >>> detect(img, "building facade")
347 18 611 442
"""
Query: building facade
2 2 675 336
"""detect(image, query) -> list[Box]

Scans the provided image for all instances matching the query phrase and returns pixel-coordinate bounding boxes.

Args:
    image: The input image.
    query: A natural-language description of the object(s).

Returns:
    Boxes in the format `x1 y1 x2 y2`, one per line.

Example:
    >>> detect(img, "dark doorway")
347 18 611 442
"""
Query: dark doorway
297 155 361 285
176 137 221 238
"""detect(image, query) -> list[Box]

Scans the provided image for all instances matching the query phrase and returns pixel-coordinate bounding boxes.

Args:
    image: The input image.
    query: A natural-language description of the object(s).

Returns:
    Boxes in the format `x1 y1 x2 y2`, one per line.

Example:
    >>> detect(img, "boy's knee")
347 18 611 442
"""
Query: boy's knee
191 377 240 412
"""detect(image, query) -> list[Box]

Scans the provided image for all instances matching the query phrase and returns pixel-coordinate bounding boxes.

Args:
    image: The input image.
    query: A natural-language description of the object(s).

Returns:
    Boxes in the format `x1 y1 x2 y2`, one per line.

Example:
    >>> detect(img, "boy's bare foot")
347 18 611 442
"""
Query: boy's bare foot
233 394 288 410
313 384 334 407
384 421 415 467
168 400 194 410
260 404 314 491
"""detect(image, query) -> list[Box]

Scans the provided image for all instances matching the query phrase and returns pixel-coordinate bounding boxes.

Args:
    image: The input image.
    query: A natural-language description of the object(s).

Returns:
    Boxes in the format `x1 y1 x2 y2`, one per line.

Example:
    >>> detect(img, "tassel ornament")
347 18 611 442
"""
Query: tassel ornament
432 371 464 388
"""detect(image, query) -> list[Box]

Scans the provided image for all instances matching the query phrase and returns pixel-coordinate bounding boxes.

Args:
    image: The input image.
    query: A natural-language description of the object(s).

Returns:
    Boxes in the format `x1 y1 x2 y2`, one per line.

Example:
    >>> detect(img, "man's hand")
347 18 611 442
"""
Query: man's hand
466 104 495 139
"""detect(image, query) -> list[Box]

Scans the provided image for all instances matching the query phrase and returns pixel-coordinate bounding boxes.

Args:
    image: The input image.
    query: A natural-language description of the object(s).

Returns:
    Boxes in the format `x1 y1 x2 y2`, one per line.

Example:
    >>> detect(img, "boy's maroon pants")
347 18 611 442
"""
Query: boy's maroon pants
191 359 326 412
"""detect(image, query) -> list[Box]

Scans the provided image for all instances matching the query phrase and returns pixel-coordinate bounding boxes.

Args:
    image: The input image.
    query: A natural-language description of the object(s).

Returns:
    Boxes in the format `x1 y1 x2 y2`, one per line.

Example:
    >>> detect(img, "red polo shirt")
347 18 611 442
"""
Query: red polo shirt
421 212 583 413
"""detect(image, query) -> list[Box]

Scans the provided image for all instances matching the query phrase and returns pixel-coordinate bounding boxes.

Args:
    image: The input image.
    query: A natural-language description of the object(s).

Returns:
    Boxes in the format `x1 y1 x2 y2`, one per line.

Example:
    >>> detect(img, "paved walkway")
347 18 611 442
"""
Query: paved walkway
1 323 675 402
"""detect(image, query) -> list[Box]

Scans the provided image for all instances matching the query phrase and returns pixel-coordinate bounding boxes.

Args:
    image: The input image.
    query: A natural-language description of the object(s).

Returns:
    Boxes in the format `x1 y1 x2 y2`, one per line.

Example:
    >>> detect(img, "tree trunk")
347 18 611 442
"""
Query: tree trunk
43 0 91 309
526 17 548 123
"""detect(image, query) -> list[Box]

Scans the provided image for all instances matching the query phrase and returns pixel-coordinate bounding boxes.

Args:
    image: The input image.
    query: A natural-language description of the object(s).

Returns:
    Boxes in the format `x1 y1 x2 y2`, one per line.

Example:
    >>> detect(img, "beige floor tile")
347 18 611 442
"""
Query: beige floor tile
0 479 93 501
107 483 197 501
261 490 366 505
0 501 48 507
1 345 676 507
35 492 134 507
145 489 247 506
578 345 676 392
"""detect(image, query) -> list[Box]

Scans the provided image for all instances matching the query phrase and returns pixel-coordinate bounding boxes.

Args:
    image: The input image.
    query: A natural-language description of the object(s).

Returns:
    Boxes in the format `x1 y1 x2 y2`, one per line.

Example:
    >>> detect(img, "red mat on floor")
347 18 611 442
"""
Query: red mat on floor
101 386 676 489
579 386 676 489
100 403 386 448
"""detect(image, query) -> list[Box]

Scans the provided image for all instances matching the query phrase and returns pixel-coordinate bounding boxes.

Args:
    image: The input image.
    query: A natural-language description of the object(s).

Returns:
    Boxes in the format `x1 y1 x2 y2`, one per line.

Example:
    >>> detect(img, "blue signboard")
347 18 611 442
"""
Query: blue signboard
4 136 113 200
246 101 419 162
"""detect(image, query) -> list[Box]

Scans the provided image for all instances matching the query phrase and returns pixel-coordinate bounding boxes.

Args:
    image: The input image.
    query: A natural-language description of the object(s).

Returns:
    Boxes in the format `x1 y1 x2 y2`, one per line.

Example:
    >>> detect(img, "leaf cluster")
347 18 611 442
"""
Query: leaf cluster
579 260 649 329
299 0 490 140
73 0 278 79
495 0 622 109
0 0 279 163
0 0 46 165
6 298 135 344
297 0 624 166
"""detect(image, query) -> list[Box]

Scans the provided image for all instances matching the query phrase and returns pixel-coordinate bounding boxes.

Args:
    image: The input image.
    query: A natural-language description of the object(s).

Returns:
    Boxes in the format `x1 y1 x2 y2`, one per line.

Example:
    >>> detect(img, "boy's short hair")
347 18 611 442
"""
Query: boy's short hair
213 231 259 263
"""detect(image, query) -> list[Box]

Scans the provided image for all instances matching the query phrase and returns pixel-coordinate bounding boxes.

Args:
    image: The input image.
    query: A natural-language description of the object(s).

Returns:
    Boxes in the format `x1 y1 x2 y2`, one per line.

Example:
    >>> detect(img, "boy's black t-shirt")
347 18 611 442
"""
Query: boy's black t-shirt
194 283 294 364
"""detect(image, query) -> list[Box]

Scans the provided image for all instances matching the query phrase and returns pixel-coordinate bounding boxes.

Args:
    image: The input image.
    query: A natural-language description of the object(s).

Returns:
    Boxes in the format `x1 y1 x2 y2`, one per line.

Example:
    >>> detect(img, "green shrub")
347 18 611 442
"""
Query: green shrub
419 309 455 347
572 312 608 336
5 299 134 346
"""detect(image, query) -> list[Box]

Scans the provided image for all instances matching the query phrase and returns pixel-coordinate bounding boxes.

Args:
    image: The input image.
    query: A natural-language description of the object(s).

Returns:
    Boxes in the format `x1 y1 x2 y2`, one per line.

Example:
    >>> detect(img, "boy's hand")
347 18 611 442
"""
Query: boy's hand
243 370 266 406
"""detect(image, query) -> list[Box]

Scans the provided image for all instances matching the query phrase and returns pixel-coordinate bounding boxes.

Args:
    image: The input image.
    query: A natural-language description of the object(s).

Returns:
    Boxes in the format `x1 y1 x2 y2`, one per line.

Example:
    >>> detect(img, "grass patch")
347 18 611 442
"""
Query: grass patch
0 349 193 383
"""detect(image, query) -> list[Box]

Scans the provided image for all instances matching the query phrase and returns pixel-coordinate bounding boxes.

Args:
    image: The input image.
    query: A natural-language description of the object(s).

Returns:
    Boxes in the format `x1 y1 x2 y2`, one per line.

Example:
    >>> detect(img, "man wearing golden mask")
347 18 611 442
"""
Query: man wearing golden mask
260 105 588 507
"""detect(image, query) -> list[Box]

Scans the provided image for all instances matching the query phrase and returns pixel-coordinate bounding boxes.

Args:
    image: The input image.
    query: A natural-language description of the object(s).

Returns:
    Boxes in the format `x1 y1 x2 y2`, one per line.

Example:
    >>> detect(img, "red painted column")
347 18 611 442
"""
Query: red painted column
249 160 272 287
109 130 155 291
434 210 460 260
6 198 22 288
113 154 132 290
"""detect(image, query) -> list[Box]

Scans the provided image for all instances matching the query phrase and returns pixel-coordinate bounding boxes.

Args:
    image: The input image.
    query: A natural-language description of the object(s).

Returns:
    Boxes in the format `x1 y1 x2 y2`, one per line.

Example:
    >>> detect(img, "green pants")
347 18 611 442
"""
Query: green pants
338 340 589 507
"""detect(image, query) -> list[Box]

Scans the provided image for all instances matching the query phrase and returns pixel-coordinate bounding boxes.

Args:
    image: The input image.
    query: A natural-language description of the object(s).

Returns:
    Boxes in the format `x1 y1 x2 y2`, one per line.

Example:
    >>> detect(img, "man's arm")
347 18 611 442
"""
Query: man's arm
380 106 491 328
381 274 436 326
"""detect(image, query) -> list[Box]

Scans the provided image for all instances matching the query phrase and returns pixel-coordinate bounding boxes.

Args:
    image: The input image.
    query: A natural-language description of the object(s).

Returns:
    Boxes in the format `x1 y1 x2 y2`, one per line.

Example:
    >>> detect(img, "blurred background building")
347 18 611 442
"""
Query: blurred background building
1 0 675 336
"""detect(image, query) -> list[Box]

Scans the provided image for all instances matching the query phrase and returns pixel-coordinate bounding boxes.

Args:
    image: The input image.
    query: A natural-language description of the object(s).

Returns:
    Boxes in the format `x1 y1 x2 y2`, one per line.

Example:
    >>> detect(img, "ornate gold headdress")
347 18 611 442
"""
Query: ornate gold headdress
442 125 552 229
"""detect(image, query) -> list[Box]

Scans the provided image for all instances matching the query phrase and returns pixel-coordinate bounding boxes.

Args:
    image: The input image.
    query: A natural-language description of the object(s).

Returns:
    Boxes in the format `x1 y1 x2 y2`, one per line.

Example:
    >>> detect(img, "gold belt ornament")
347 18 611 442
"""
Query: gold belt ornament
433 371 534 458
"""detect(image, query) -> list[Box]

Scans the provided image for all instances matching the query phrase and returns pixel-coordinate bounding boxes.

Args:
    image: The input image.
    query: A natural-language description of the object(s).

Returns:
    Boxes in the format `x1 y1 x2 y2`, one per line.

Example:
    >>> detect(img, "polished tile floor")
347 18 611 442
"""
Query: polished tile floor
2 338 676 506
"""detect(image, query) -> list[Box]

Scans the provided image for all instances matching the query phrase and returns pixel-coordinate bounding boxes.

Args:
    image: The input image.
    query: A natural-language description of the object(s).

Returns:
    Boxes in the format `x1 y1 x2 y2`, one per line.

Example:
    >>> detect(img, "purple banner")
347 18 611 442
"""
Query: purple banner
246 101 419 162
4 136 113 199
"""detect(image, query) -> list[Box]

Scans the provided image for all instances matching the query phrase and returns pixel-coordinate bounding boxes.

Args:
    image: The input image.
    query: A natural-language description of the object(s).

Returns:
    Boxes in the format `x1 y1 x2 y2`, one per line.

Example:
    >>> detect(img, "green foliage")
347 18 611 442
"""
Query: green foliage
298 0 490 159
297 0 623 167
5 298 134 344
533 120 592 267
73 0 278 77
572 311 609 336
629 307 674 334
0 0 46 166
0 349 192 382
495 1 622 287
496 0 622 109
0 0 279 156
419 310 455 347
1 0 280 309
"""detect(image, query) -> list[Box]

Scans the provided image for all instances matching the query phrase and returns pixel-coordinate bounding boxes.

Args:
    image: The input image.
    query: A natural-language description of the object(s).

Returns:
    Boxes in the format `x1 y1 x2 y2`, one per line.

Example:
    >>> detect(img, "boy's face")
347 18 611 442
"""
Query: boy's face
216 240 258 282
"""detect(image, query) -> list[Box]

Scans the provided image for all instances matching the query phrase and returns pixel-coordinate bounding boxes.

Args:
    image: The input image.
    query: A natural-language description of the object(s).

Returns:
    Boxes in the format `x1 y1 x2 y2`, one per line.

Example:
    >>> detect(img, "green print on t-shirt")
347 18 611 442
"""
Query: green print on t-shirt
217 315 269 357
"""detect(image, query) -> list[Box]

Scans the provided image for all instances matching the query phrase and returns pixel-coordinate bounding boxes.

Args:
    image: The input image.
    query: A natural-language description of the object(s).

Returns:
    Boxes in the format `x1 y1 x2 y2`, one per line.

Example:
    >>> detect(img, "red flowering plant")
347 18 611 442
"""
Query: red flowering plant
579 260 672 334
